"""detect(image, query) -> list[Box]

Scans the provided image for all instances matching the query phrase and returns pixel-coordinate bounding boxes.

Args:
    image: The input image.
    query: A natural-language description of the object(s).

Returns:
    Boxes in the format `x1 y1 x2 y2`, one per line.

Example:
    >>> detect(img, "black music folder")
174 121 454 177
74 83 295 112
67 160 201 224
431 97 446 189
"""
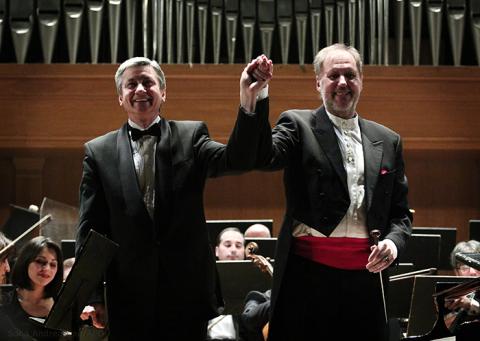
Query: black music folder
456 252 480 271
61 239 76 259
32 230 118 332
244 237 277 259
406 275 473 337
1 204 39 241
388 267 437 319
217 260 272 315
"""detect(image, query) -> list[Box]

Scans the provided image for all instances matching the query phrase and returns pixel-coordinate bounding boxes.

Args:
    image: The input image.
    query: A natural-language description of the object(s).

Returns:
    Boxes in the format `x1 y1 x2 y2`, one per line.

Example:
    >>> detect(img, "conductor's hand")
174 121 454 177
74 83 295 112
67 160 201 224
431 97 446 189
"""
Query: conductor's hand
366 239 396 273
240 54 273 113
80 303 106 329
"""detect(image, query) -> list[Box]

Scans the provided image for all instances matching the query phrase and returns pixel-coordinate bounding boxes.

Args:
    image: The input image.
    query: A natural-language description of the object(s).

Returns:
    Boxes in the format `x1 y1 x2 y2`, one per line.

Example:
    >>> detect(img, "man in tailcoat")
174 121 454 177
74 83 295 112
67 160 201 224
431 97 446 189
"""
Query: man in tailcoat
256 44 412 340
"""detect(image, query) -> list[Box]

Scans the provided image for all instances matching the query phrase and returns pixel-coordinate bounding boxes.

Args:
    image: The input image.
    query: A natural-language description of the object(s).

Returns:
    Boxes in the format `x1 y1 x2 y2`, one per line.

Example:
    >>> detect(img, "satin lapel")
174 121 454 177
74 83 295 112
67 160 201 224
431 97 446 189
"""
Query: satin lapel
360 119 383 211
117 124 150 220
154 119 174 233
312 107 348 194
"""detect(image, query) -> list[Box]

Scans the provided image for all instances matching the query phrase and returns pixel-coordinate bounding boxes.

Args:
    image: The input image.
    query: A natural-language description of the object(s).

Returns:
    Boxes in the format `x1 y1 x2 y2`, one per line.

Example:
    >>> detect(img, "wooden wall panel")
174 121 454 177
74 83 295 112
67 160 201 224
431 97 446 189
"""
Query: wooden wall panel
0 64 479 240
406 151 480 241
41 150 84 208
204 171 285 228
0 157 15 226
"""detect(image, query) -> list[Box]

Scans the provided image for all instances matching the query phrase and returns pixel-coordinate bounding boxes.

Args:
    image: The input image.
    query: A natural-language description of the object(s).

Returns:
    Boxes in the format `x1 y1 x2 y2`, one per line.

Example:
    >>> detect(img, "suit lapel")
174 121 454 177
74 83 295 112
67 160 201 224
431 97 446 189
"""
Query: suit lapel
154 119 174 235
117 124 151 223
359 119 383 211
312 107 348 194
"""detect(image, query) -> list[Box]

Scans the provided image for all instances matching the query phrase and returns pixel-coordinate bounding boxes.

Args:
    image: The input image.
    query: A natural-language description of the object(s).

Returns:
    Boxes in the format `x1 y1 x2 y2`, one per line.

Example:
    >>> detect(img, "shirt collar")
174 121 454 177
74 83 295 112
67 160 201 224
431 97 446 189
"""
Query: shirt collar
326 110 359 131
128 115 161 131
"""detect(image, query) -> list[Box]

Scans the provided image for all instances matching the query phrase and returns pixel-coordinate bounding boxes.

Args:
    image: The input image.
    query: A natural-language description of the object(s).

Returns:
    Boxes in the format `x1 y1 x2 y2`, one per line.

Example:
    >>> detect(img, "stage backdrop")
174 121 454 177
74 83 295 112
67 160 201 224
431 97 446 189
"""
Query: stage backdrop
0 64 479 241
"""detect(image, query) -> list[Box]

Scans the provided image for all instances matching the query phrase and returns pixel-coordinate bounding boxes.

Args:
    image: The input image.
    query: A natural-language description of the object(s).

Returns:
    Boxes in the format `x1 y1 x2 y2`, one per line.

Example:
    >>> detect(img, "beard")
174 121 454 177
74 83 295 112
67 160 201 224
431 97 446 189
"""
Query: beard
321 92 359 119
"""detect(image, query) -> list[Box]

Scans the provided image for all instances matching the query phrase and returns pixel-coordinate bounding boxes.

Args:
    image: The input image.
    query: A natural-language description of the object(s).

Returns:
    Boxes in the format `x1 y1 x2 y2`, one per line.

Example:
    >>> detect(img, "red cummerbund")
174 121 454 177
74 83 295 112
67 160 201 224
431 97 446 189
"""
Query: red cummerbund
293 236 371 270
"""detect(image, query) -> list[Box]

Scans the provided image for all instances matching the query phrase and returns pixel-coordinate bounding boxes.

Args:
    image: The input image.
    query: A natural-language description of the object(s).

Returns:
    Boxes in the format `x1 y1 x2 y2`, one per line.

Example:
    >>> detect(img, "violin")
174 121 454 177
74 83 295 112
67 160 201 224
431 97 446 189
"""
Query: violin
245 242 273 341
245 242 273 276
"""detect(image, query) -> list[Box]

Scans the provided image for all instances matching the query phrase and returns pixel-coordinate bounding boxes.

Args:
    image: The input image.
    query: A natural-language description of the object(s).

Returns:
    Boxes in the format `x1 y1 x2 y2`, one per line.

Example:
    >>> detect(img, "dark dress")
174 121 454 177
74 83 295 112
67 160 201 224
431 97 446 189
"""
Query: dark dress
0 290 63 341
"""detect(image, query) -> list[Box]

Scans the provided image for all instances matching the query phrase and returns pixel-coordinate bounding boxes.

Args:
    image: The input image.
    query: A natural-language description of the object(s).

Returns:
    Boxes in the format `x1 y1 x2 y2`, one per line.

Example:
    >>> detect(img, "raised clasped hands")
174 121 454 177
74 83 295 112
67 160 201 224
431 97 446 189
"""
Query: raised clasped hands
240 54 273 112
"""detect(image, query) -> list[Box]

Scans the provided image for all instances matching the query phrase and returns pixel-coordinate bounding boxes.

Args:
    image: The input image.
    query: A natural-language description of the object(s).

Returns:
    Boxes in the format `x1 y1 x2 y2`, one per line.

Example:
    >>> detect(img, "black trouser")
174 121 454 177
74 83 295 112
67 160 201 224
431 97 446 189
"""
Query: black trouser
269 254 388 341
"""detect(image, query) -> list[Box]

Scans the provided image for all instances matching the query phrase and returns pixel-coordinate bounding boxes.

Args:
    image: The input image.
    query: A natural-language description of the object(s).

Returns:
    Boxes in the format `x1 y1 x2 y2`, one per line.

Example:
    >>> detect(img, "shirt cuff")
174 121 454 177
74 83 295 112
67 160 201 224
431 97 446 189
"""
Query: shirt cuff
384 239 398 260
256 85 269 101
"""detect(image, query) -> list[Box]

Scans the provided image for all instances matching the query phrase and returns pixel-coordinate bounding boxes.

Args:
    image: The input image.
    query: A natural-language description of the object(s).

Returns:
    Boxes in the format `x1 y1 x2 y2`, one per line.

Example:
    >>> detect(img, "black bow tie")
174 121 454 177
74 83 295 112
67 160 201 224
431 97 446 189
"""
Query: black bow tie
129 123 161 141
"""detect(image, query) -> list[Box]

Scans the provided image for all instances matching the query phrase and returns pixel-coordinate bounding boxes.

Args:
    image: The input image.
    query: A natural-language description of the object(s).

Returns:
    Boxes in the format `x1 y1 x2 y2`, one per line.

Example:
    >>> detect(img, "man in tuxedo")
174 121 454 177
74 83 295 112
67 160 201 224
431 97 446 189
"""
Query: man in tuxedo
255 44 412 340
76 55 272 340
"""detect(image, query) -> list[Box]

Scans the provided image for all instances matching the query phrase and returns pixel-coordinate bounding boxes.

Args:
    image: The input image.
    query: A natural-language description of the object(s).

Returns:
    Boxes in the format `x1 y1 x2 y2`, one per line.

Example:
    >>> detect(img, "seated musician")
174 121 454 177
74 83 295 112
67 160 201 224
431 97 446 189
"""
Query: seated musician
244 224 271 238
241 289 271 341
0 236 64 341
208 227 246 341
0 232 12 285
444 240 480 331
0 232 32 340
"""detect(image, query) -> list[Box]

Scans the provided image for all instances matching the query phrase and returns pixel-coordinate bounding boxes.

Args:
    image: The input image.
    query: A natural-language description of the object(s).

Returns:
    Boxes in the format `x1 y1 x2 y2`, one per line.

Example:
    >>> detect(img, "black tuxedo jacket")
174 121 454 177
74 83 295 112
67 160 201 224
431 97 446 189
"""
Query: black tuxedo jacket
76 100 268 339
256 106 413 328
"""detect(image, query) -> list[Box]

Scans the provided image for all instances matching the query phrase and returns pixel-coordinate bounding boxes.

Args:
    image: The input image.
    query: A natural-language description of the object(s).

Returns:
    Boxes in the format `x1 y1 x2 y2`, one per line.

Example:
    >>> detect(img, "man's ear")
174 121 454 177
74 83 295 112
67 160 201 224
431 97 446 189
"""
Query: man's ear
118 95 124 107
215 246 219 258
315 77 321 92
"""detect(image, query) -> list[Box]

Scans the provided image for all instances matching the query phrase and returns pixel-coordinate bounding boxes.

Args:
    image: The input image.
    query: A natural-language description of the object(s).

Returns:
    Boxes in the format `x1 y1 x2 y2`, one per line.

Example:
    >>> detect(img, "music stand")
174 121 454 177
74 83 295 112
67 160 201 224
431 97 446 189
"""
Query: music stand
468 219 480 241
412 227 457 270
61 239 76 259
1 204 40 251
388 262 415 277
0 215 52 259
406 275 473 337
36 229 118 337
216 260 272 315
244 237 277 259
39 197 79 244
388 268 437 319
398 233 441 270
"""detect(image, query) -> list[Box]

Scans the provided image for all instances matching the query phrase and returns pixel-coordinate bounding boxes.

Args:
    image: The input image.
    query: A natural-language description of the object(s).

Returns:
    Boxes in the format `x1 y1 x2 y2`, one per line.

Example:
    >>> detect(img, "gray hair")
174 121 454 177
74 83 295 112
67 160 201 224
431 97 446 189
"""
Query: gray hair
0 232 11 260
450 240 480 269
115 57 166 94
313 43 363 77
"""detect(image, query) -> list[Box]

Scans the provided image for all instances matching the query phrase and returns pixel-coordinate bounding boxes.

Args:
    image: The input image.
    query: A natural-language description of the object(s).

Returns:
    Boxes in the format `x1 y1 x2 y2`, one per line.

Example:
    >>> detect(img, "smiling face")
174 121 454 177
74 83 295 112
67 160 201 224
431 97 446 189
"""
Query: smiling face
27 247 58 289
118 65 166 127
316 49 363 119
